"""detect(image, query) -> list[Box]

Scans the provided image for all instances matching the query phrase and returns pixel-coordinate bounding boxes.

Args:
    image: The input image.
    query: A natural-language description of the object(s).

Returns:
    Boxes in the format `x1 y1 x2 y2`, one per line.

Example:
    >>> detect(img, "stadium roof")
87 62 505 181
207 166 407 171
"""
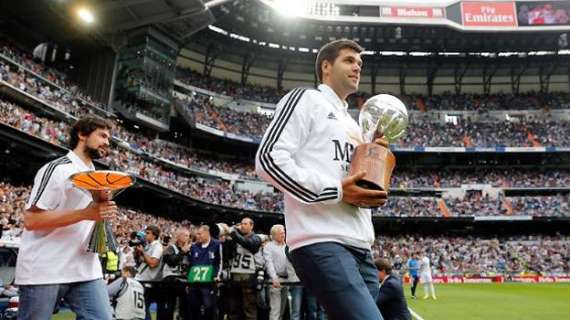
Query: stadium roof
205 0 569 54
0 0 214 47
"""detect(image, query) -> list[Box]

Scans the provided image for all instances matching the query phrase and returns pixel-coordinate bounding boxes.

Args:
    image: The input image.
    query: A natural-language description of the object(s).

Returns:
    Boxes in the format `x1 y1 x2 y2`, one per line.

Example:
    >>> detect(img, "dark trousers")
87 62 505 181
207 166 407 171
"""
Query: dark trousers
161 277 189 320
188 283 218 320
290 242 383 320
228 274 257 320
410 276 419 297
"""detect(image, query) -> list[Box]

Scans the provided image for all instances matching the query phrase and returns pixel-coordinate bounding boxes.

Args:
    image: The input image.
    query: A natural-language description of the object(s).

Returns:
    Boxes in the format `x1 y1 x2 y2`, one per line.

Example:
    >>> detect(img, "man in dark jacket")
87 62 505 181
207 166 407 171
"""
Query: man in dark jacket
375 258 412 320
187 225 223 320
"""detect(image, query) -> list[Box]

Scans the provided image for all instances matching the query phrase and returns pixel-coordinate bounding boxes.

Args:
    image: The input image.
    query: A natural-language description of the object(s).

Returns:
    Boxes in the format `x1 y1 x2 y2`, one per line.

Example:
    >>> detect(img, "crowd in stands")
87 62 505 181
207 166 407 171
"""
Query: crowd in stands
177 67 284 103
0 44 109 111
2 96 570 216
179 88 570 147
391 168 570 188
0 99 280 212
2 43 570 217
373 235 570 276
374 193 569 218
177 67 570 112
2 180 568 278
402 92 570 111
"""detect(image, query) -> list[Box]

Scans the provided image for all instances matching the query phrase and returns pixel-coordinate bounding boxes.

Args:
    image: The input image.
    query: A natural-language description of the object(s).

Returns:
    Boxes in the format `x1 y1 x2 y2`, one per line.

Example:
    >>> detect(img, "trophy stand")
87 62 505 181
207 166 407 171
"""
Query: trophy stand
349 143 395 191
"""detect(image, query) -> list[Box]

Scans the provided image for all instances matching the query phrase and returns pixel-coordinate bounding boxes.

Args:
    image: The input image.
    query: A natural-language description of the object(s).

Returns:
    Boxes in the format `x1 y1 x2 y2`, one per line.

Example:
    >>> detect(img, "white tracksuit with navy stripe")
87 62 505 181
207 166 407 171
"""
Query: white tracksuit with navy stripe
255 84 375 252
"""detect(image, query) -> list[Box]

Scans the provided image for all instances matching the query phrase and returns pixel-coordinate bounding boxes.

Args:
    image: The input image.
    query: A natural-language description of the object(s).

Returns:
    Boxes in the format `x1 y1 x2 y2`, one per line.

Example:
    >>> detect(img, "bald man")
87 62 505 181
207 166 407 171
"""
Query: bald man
187 225 223 319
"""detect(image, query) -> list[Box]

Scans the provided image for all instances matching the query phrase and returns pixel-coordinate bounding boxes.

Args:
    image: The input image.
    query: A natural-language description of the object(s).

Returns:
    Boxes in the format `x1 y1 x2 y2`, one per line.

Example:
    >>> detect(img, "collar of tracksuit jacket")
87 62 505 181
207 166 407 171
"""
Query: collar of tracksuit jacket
318 84 349 112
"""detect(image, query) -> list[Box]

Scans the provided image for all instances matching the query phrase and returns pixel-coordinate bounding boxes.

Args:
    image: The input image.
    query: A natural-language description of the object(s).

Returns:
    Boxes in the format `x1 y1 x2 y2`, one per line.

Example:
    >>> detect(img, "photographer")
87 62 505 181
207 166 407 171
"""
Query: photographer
134 225 163 319
225 217 262 320
162 227 191 319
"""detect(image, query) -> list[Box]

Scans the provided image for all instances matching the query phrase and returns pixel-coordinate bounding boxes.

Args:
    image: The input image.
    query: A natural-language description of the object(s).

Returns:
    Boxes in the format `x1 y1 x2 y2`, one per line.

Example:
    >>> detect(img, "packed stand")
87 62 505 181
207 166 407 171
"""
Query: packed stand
177 67 284 103
183 91 570 147
445 192 570 217
391 168 570 188
0 44 109 111
373 235 570 276
3 97 570 217
402 92 570 111
0 100 281 212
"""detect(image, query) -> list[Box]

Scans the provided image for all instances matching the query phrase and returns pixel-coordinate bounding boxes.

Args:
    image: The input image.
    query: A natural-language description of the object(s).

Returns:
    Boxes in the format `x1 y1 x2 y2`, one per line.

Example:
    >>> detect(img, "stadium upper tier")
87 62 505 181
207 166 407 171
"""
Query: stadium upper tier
1 41 570 217
178 88 570 147
1 98 569 217
177 66 570 110
2 43 570 148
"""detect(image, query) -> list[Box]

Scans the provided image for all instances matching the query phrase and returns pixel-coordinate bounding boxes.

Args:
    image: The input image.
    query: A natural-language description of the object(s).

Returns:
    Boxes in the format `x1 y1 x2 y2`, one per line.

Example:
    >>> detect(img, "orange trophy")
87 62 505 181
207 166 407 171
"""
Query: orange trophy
70 170 136 254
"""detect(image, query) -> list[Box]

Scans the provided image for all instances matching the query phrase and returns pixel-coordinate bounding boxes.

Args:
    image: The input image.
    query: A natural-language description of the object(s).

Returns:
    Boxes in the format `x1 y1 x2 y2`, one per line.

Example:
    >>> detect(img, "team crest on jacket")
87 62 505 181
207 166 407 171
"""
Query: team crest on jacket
209 251 215 259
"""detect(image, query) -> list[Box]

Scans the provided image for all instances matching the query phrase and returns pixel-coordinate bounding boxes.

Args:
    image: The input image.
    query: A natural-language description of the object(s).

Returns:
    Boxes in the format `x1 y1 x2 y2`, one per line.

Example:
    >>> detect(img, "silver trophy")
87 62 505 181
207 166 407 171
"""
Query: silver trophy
349 94 408 191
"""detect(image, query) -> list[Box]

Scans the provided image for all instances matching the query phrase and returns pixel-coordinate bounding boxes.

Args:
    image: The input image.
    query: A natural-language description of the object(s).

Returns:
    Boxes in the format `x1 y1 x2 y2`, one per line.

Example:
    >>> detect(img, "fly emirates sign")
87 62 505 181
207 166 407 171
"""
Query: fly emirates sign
462 2 517 27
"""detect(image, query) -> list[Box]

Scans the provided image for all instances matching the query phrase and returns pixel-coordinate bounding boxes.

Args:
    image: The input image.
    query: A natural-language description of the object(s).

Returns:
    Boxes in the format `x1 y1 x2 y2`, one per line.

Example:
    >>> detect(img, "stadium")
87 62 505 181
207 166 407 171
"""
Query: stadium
0 0 569 319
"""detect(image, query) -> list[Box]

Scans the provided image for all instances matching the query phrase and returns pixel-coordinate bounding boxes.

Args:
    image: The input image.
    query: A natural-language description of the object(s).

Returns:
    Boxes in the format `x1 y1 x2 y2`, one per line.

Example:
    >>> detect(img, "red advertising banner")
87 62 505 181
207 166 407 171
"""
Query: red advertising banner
462 2 517 27
380 6 445 19
403 275 570 284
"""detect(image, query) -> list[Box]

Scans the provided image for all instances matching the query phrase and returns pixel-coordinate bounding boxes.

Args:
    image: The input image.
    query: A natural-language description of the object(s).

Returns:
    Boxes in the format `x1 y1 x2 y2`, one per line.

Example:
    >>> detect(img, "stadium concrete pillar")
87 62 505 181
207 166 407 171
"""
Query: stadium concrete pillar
426 55 440 96
510 61 528 95
454 62 469 95
277 59 286 91
539 59 558 94
399 55 409 95
204 43 221 78
482 62 498 95
370 62 378 94
241 53 256 86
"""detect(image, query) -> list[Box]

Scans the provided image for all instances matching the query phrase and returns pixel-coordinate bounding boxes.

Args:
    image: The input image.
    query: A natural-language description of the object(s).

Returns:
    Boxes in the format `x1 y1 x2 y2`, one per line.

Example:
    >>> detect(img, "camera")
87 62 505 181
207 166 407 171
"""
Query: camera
255 268 265 291
128 231 146 247
128 238 145 247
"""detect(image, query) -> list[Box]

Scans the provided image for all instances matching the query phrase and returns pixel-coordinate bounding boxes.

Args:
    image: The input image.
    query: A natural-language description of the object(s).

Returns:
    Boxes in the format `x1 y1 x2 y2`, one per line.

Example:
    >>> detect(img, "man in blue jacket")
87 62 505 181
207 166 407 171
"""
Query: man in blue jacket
187 225 223 320
375 258 411 320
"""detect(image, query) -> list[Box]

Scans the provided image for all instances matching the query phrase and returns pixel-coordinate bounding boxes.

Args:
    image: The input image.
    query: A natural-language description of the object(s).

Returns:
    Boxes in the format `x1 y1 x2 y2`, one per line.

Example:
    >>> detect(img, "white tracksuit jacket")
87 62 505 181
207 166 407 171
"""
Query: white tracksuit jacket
255 84 375 251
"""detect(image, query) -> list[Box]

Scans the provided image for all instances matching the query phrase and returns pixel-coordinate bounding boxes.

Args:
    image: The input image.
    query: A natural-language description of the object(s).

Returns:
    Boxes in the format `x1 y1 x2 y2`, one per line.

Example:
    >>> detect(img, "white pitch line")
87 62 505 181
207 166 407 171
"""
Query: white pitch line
409 307 426 320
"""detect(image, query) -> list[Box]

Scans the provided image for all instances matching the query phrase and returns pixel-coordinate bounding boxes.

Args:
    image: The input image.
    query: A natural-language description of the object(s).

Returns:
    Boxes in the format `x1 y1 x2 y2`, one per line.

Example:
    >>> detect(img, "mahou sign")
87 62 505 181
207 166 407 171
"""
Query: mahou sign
380 6 445 19
462 2 517 27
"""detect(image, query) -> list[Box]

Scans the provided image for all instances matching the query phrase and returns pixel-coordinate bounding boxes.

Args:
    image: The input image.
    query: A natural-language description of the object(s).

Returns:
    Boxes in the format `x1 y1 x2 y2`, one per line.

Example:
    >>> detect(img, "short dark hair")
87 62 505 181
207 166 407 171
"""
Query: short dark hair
69 115 113 149
241 217 254 225
123 266 137 277
375 258 393 274
315 39 364 83
146 225 161 239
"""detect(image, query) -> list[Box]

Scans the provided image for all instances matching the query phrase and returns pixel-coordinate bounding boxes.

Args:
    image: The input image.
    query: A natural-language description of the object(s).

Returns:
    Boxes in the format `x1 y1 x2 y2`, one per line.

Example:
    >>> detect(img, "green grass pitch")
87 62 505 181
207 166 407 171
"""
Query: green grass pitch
405 283 570 320
51 283 570 320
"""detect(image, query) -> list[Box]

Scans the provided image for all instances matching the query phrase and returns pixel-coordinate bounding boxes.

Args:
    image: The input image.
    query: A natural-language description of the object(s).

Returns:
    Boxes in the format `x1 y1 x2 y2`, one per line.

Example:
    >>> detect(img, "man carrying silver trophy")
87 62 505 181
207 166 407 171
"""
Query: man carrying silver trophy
256 39 407 320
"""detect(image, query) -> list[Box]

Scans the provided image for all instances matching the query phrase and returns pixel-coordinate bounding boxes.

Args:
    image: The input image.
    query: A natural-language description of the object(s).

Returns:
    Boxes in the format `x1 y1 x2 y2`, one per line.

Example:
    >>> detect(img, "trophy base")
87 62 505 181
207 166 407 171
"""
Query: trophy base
349 143 396 191
355 179 384 191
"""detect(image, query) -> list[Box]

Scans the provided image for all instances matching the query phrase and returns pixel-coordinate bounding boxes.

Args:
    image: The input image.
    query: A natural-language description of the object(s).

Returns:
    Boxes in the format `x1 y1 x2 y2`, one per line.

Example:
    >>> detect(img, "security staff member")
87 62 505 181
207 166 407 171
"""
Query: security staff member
187 225 223 320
